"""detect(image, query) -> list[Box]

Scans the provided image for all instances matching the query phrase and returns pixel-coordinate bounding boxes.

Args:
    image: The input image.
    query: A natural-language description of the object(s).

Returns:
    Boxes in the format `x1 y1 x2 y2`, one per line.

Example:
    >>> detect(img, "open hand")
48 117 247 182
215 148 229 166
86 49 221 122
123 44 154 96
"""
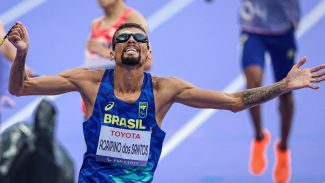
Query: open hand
286 57 325 90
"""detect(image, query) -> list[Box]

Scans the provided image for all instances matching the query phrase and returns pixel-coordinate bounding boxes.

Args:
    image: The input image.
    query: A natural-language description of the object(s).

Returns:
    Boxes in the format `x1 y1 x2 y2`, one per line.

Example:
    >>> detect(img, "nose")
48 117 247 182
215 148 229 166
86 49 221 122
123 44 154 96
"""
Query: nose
127 35 136 43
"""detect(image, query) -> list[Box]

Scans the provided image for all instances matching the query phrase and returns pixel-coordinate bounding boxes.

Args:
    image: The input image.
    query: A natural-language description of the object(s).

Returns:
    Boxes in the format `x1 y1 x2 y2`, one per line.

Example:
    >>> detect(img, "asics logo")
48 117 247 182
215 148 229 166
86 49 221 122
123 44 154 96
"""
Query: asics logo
105 101 114 111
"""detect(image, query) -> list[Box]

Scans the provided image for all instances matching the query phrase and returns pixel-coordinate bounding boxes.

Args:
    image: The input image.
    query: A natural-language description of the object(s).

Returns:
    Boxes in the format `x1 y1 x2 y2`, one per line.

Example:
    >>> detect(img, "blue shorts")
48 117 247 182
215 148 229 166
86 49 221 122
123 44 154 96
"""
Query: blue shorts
240 29 297 81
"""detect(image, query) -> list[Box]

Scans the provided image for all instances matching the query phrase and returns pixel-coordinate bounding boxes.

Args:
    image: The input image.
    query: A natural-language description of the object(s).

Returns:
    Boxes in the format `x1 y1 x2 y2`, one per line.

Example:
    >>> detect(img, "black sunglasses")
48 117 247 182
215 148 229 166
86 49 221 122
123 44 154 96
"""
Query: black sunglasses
113 33 148 49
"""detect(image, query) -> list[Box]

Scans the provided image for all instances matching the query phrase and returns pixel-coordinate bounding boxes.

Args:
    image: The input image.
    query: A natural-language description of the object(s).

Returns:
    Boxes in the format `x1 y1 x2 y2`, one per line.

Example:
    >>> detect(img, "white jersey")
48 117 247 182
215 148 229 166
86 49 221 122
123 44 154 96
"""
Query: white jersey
239 0 300 34
85 8 133 69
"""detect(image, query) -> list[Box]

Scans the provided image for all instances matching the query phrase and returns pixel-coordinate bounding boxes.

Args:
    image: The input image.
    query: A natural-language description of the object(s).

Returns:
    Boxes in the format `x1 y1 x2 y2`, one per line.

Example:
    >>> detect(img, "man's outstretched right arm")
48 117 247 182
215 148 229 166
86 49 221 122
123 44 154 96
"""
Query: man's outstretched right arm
8 22 78 96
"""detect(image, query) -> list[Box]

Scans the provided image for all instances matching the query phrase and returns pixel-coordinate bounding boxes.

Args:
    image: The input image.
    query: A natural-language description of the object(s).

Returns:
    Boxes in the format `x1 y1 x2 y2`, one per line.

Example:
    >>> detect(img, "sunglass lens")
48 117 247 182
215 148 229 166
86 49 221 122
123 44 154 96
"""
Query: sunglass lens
116 33 130 43
115 33 147 44
134 33 147 43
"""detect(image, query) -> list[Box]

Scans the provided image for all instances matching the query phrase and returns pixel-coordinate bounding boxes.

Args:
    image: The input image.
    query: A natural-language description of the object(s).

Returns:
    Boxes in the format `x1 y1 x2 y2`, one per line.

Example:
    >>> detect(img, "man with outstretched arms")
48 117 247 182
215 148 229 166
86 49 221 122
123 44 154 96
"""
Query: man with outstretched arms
8 22 325 182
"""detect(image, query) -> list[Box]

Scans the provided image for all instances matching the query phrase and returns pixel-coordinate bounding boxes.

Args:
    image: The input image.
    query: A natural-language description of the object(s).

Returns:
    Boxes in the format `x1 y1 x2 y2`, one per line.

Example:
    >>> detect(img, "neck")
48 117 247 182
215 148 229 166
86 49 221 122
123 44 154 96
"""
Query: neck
114 66 144 94
103 0 126 19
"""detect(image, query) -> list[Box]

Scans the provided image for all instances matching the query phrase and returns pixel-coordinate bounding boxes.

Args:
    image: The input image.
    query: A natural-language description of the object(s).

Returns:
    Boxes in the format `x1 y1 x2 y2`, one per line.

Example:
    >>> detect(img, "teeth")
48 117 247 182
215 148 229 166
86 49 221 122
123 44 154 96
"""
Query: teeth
126 48 137 52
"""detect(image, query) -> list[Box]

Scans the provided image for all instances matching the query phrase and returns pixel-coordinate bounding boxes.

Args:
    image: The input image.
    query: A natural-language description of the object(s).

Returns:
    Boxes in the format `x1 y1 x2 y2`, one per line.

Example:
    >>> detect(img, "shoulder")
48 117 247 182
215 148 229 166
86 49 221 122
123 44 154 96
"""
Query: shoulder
90 17 102 28
152 76 196 104
126 9 148 31
128 8 145 18
153 76 178 84
153 76 194 91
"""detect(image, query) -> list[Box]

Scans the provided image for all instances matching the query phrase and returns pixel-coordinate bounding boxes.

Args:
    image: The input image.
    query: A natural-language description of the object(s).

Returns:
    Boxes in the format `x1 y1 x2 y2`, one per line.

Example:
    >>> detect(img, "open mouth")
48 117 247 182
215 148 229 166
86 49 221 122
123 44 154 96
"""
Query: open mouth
123 46 140 55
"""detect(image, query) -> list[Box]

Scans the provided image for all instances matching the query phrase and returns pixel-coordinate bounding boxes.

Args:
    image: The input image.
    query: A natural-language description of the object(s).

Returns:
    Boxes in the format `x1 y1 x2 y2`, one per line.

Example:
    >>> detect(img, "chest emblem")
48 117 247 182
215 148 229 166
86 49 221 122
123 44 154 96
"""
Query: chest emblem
138 102 148 118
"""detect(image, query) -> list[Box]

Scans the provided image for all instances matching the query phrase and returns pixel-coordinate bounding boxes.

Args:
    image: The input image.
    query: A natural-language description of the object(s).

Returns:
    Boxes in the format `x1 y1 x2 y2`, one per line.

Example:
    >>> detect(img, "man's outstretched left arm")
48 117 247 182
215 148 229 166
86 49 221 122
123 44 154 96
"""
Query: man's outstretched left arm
173 57 325 112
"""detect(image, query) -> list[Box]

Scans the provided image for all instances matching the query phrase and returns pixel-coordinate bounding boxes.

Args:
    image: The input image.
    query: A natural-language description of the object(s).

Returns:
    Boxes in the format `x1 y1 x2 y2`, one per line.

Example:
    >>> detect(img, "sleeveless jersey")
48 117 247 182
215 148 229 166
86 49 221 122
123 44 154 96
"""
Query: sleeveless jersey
79 69 166 183
85 8 133 69
239 0 300 34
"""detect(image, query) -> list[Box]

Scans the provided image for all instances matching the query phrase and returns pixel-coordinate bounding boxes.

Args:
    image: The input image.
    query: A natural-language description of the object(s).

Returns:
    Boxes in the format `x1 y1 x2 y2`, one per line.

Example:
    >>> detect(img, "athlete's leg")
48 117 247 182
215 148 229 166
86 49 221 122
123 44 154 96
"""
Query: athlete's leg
268 28 296 183
244 65 264 139
240 31 270 175
268 28 296 150
278 92 294 150
241 32 266 140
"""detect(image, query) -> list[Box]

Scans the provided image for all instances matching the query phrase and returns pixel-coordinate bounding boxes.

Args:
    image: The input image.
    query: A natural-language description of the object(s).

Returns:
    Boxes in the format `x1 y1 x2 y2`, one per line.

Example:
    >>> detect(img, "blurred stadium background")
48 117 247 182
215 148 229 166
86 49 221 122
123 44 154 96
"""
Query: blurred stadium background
1 0 325 182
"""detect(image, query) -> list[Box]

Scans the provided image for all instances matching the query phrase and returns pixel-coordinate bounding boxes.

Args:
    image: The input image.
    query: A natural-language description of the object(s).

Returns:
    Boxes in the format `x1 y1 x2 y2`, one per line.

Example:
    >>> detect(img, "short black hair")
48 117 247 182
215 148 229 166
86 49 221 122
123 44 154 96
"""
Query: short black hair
112 23 149 50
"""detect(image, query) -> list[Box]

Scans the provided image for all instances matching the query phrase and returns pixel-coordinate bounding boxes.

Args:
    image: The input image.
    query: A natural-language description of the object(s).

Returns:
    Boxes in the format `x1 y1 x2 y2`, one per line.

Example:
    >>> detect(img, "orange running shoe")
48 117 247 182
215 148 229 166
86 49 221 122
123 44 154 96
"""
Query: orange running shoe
273 141 291 183
249 129 271 176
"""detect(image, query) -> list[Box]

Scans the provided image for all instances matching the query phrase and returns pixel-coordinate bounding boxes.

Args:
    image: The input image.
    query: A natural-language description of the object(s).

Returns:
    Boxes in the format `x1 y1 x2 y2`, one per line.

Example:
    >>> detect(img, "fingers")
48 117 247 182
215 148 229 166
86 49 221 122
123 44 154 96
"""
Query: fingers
312 75 325 83
308 83 320 89
311 66 325 84
295 56 307 69
308 73 325 89
311 64 325 72
16 24 24 38
15 22 26 39
8 22 26 41
312 71 325 77
17 21 28 37
8 33 21 43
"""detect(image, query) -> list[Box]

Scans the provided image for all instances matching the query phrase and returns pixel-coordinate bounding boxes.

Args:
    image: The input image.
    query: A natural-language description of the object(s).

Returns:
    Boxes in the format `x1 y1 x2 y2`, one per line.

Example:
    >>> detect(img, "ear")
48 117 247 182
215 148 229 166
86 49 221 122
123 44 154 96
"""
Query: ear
144 49 152 70
109 49 115 60
146 49 152 61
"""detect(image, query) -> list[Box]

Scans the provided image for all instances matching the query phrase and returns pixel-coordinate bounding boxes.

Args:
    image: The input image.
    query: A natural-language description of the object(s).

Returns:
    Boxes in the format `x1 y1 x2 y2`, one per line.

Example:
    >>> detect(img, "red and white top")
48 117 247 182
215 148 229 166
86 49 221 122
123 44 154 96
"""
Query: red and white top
85 8 133 69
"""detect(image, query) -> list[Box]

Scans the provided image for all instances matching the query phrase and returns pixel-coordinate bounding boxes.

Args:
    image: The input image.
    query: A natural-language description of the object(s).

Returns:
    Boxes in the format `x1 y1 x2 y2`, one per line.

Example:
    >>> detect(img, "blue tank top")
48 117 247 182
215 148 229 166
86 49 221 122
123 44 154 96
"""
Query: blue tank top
79 69 166 183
